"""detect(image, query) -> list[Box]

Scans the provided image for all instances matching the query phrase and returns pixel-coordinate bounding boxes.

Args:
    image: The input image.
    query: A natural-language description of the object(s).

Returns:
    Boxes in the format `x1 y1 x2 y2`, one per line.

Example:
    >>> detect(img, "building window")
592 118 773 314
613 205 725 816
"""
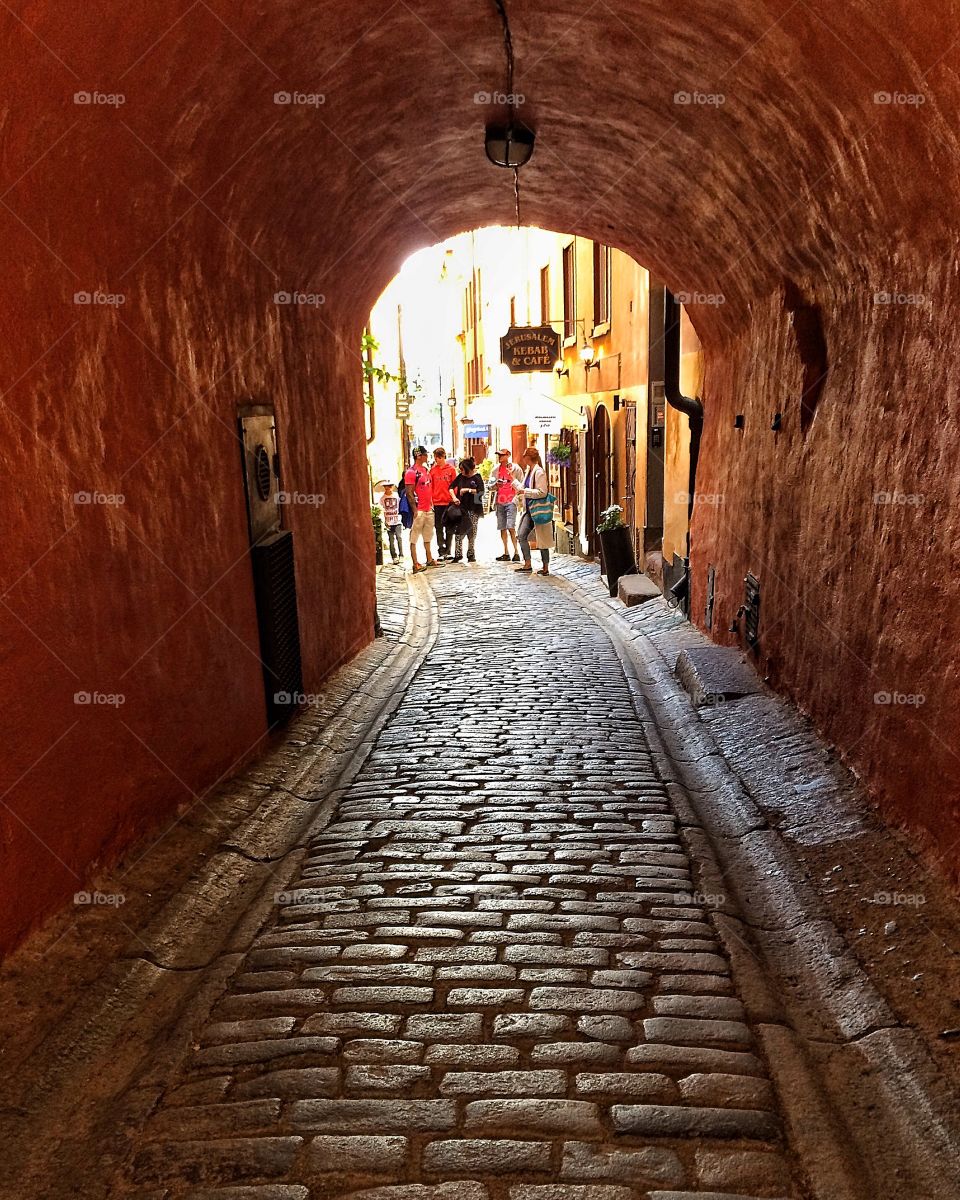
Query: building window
540 266 550 325
593 243 611 330
562 243 575 340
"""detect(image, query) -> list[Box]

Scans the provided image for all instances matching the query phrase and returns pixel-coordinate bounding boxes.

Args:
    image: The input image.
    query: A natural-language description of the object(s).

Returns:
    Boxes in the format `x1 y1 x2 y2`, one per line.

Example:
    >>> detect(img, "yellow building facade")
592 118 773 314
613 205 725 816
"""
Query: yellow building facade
365 226 704 591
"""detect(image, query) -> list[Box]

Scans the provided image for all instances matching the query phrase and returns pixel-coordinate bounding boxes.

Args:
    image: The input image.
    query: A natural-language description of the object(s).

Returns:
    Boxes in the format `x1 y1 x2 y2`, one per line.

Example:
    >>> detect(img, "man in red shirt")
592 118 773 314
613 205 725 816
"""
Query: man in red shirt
429 447 458 560
404 446 441 572
491 448 523 562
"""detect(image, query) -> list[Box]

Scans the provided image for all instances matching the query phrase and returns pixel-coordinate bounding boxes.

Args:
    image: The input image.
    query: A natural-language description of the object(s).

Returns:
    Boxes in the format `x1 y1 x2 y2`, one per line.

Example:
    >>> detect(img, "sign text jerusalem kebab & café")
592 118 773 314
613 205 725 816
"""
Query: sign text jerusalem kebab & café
500 325 562 373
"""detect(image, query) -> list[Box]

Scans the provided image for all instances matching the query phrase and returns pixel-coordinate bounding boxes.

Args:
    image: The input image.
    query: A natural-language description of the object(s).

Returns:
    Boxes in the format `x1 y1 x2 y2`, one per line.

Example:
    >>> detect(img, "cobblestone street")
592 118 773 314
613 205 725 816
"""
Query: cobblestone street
3 556 960 1200
116 561 792 1200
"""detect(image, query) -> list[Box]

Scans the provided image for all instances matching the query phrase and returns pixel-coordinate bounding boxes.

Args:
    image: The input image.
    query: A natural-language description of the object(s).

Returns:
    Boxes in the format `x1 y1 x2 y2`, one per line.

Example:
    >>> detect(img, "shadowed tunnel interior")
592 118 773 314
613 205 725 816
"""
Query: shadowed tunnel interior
2 0 959 955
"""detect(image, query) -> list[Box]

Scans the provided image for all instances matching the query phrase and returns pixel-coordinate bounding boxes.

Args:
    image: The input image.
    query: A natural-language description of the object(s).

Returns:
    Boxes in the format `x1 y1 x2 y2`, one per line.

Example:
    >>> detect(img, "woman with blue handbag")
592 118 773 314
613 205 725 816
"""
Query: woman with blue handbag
514 446 555 576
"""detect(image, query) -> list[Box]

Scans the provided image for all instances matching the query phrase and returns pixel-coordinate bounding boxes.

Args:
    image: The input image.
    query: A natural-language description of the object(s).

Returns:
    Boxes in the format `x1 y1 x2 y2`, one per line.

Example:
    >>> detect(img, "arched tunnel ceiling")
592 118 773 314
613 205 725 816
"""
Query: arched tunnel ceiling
4 0 955 346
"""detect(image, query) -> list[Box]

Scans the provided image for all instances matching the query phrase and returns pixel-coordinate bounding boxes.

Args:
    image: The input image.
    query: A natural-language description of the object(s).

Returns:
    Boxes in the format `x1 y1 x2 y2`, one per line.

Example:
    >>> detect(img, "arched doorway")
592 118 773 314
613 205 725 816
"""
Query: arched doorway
589 403 612 557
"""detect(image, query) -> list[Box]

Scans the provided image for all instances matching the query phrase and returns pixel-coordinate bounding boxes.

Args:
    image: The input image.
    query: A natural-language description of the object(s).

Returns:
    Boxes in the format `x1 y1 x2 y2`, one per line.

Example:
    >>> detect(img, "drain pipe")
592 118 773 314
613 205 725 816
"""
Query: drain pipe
663 289 704 608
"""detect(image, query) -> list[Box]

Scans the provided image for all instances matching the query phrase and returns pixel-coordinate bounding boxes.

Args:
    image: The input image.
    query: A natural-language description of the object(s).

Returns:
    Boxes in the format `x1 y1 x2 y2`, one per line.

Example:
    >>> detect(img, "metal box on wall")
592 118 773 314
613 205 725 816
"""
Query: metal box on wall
238 406 281 546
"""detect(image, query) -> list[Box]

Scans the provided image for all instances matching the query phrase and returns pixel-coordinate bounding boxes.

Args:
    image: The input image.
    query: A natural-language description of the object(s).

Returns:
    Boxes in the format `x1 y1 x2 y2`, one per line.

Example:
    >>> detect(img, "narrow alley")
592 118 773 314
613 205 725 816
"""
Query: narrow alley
3 558 959 1199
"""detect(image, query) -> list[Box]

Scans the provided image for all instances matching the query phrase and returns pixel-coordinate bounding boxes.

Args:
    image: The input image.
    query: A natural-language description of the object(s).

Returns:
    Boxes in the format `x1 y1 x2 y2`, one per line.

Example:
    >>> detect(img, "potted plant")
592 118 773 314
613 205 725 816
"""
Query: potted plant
547 443 572 468
596 504 637 597
372 503 384 566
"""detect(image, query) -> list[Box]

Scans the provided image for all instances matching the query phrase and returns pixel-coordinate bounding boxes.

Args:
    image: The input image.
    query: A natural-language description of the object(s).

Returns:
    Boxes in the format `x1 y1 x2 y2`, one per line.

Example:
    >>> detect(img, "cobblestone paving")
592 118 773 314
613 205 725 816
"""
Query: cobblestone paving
115 564 797 1200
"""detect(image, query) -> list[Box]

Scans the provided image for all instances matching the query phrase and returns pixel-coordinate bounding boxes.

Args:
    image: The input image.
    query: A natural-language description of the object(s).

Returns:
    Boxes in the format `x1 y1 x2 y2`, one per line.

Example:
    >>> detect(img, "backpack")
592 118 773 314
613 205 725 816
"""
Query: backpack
397 470 416 529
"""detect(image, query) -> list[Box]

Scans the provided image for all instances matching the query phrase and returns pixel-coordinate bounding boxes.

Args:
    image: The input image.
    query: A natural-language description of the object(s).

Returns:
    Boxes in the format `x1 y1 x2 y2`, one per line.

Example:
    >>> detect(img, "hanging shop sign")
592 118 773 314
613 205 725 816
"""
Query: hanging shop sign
463 423 492 440
395 392 411 419
500 325 562 373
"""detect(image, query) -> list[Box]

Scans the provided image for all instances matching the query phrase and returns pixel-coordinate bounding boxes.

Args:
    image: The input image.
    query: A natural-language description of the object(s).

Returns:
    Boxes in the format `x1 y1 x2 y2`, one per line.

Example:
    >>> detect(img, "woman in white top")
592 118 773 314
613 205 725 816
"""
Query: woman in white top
514 446 554 576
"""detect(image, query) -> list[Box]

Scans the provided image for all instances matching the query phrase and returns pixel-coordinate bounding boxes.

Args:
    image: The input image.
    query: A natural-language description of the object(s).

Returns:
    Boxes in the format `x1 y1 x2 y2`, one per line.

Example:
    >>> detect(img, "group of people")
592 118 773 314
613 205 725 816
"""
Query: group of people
378 444 554 576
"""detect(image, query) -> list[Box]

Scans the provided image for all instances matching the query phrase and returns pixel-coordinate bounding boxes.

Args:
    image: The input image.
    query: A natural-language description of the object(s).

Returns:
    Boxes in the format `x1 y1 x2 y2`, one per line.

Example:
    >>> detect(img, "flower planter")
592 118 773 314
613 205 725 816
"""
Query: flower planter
599 524 637 597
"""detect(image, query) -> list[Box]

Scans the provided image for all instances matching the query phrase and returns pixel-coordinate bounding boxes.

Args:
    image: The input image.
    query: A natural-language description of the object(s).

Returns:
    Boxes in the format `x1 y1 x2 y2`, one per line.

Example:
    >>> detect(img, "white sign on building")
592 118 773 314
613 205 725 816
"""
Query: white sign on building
531 411 561 434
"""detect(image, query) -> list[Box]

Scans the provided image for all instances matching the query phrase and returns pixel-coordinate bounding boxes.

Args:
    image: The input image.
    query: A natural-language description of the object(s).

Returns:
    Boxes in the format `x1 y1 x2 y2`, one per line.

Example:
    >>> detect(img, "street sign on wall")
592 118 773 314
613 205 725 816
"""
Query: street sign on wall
500 325 562 373
463 423 492 439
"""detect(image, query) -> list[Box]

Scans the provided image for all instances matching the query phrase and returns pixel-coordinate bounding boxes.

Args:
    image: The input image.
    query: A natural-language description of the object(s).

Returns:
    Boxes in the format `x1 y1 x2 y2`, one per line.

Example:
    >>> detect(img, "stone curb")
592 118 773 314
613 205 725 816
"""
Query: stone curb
138 574 439 970
2 573 440 1196
549 568 960 1200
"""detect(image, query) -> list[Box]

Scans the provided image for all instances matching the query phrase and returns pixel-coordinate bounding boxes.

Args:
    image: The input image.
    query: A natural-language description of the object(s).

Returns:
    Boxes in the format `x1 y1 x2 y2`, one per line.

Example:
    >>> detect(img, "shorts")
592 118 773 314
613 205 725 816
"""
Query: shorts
410 509 436 547
496 501 518 531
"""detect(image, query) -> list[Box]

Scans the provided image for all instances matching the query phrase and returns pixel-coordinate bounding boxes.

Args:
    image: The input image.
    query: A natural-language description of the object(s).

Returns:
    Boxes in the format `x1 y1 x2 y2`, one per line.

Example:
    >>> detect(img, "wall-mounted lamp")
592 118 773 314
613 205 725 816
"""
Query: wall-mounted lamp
447 387 457 408
579 336 595 364
555 363 569 379
585 357 602 374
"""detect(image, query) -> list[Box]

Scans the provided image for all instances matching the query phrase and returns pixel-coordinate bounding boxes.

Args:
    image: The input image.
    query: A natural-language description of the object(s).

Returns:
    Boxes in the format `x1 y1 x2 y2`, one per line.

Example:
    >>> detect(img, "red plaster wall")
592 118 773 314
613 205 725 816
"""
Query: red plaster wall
1 0 958 954
690 286 960 882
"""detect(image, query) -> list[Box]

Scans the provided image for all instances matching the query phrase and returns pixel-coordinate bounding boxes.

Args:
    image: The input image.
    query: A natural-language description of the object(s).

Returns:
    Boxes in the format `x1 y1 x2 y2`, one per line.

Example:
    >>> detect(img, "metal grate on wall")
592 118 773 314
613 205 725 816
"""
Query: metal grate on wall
744 572 761 647
251 529 304 726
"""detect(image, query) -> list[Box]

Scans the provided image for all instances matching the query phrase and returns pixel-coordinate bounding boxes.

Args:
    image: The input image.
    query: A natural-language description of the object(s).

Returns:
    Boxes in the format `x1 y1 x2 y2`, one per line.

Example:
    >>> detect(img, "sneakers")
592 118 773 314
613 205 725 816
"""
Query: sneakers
495 553 510 562
512 553 521 562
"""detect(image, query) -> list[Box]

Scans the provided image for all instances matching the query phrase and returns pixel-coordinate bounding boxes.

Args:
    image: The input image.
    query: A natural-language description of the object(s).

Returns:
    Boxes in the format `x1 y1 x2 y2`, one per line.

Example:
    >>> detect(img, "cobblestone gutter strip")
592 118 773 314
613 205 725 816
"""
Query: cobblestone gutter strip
0 570 438 1199
551 560 960 1200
